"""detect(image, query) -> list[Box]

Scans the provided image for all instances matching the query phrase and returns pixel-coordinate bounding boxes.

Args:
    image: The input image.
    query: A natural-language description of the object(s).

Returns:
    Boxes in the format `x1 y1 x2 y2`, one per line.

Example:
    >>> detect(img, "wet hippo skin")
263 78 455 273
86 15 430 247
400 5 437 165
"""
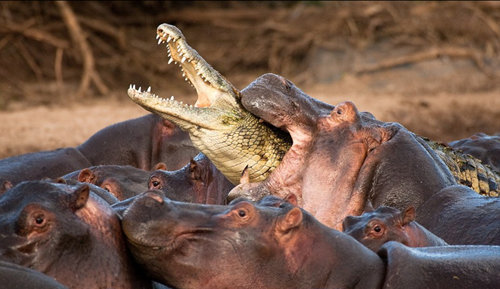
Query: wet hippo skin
343 206 447 252
0 180 153 289
379 241 500 289
0 260 69 289
416 184 500 245
230 73 455 230
117 192 385 289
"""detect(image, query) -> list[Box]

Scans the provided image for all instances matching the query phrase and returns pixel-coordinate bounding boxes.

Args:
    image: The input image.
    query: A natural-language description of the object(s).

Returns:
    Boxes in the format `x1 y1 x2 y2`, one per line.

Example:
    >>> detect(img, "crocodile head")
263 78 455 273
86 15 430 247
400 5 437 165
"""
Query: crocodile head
128 23 291 185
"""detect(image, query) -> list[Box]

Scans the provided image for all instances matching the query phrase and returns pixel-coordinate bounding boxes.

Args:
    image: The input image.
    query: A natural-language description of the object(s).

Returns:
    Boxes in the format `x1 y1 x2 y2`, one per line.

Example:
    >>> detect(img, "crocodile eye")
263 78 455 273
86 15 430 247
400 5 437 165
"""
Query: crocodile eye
238 210 246 217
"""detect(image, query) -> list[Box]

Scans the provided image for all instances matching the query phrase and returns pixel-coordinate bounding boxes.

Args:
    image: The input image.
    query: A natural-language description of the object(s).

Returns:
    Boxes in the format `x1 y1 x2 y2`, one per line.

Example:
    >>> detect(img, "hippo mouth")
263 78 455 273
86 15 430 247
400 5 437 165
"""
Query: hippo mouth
124 227 213 255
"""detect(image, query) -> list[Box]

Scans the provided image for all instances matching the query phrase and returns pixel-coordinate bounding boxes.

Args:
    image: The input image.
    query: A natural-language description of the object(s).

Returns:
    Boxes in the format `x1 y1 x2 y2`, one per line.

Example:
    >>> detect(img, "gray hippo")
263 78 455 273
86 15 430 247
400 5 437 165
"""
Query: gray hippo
342 206 447 252
0 114 198 185
448 132 500 173
116 193 500 289
229 74 456 230
0 180 153 289
148 153 234 204
0 260 69 289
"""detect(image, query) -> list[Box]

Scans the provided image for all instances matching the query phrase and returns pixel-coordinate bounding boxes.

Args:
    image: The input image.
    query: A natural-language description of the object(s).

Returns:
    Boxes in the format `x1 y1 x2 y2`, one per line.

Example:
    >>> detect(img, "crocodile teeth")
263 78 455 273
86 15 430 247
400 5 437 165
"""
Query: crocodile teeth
147 86 151 93
170 96 174 100
156 35 160 40
181 56 186 63
167 36 171 42
138 87 142 93
132 84 136 90
157 38 162 45
168 57 173 64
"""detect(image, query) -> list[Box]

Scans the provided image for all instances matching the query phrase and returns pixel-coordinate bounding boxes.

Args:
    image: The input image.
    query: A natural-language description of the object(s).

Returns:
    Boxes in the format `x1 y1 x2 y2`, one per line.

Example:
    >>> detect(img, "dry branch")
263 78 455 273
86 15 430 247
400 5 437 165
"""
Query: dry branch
354 46 496 78
57 0 109 97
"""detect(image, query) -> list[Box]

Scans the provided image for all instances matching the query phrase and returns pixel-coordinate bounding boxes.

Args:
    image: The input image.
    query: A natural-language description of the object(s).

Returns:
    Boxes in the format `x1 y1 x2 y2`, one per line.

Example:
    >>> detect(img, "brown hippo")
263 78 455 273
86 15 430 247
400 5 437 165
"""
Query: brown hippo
0 113 198 186
229 73 455 230
116 193 500 289
342 206 447 252
0 260 69 289
416 184 500 245
116 191 386 289
448 132 500 173
77 113 198 171
148 153 234 204
62 163 167 200
0 180 153 289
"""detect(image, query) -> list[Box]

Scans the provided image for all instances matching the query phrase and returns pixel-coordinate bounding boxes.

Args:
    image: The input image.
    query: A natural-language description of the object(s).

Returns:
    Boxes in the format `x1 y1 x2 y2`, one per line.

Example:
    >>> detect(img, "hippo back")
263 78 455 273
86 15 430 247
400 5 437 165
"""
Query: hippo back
379 241 500 289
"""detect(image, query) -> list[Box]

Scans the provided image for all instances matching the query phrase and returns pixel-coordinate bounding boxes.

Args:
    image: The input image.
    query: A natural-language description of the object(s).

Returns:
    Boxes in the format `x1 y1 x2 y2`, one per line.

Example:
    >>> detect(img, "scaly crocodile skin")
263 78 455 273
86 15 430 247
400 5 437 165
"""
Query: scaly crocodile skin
128 23 499 196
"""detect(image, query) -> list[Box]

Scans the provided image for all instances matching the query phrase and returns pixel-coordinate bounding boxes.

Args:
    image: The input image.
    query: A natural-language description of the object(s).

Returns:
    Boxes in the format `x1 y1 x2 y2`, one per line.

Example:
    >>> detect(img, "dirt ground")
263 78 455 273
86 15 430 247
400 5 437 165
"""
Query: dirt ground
1 2 499 159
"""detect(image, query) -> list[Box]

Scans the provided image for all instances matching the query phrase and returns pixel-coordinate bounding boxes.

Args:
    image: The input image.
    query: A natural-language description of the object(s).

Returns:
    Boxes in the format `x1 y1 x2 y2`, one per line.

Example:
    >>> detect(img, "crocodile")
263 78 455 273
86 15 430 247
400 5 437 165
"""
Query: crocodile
127 23 500 196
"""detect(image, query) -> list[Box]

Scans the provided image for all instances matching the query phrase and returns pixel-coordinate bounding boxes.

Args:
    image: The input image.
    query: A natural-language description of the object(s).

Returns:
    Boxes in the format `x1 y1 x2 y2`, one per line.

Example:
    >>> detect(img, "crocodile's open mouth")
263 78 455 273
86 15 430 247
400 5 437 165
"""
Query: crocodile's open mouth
128 23 238 111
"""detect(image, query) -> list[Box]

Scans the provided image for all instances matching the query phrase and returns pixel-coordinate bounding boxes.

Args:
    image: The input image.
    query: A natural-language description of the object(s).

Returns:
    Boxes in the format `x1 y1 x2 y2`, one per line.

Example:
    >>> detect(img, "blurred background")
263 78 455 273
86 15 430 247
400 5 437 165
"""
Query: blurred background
0 1 499 158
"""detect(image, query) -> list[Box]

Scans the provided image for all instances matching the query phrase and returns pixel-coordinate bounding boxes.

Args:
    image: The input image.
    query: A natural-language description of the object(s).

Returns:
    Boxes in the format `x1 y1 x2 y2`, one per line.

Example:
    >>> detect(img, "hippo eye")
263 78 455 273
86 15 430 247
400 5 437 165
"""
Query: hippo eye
238 210 247 217
336 108 343 115
34 214 46 226
373 225 381 232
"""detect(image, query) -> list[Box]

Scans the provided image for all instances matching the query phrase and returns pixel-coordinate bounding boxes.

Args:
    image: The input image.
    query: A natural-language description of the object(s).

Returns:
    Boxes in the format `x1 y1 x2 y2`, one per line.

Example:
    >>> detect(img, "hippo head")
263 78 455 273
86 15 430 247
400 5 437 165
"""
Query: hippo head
0 181 91 269
342 206 416 251
148 153 233 205
120 190 326 289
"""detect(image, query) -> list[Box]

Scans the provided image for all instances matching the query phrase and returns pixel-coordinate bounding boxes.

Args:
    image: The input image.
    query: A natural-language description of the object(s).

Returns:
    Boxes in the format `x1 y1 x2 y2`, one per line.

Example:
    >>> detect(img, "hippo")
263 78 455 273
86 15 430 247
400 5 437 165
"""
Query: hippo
0 180 153 289
379 241 500 289
229 73 455 230
77 113 198 171
0 260 69 289
342 206 447 252
416 184 500 245
448 132 500 173
148 153 234 204
62 162 167 200
116 192 386 289
116 193 500 289
0 113 198 186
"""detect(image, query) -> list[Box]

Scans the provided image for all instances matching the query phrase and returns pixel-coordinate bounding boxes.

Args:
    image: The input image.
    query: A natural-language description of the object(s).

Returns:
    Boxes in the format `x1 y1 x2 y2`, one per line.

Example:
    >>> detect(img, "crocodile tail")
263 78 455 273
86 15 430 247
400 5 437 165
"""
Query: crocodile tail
427 139 500 197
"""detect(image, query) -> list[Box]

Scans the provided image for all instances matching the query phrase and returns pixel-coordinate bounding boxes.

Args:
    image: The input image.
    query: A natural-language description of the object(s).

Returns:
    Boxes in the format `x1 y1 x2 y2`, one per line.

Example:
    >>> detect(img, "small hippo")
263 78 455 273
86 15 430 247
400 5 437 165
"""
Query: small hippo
448 132 500 173
117 192 385 289
342 206 447 252
0 260 69 289
62 163 167 200
116 193 500 289
148 153 234 204
416 184 500 245
0 180 153 289
229 73 455 230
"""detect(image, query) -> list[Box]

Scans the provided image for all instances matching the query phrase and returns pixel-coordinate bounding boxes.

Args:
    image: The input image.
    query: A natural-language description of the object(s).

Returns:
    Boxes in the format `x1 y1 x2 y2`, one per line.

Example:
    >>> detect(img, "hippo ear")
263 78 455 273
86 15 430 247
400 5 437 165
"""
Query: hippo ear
402 206 416 225
78 168 97 184
54 177 67 184
0 180 13 195
278 207 303 234
284 193 298 206
69 184 90 211
239 165 250 185
189 158 203 181
154 162 167 171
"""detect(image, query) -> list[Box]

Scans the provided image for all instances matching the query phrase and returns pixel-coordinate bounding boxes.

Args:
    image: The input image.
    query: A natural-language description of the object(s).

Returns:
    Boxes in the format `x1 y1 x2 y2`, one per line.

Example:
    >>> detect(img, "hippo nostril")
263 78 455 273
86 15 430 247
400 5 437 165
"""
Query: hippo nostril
144 192 164 207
